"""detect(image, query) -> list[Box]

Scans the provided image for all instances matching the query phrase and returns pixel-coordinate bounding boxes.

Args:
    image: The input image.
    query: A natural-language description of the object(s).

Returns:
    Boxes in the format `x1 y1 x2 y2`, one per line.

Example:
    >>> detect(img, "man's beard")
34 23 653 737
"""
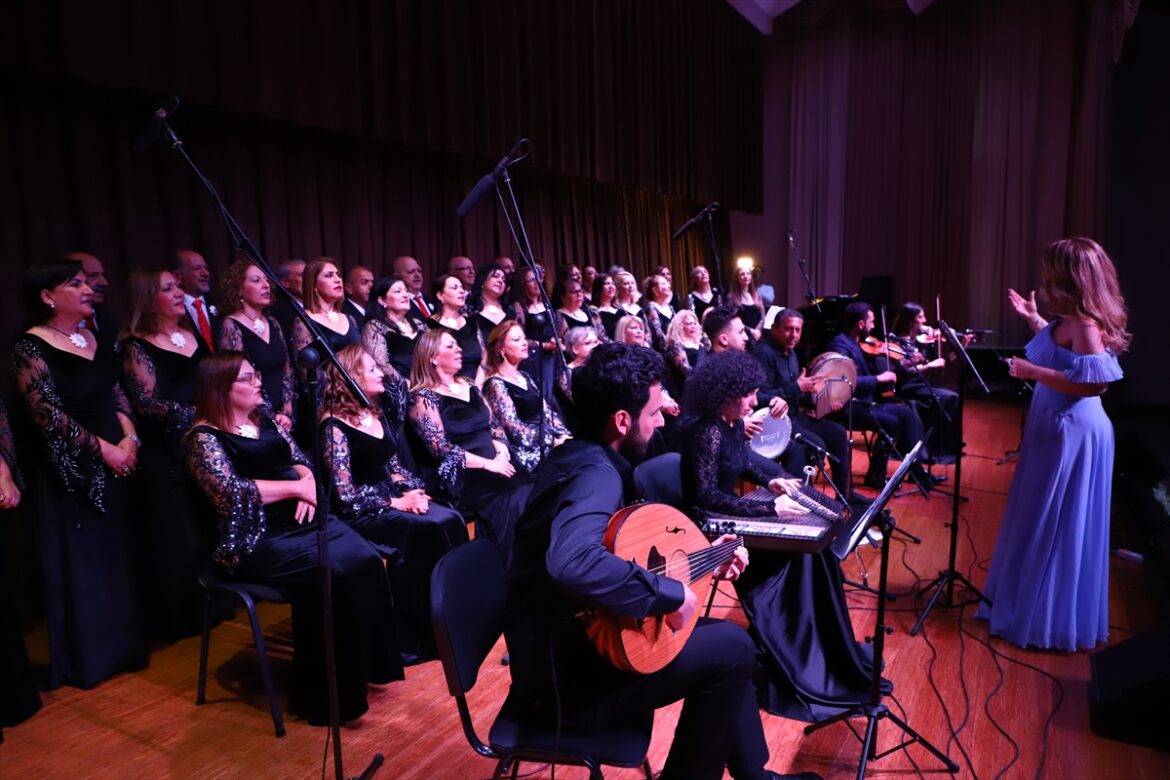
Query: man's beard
617 418 651 464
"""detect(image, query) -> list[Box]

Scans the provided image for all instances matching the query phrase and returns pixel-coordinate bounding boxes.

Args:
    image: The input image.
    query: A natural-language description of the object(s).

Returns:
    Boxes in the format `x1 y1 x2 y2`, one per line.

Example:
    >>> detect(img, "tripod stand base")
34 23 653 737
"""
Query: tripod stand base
804 702 959 780
910 570 990 636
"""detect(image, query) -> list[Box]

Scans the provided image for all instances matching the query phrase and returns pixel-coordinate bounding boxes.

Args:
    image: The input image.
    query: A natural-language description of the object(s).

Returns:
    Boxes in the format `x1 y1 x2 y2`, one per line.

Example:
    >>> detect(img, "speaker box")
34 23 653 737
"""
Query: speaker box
1088 627 1170 749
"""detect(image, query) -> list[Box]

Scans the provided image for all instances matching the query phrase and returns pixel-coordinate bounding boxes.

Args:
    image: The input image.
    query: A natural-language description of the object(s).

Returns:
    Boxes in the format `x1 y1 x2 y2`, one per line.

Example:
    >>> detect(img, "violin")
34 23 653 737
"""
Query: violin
860 336 913 360
915 326 942 344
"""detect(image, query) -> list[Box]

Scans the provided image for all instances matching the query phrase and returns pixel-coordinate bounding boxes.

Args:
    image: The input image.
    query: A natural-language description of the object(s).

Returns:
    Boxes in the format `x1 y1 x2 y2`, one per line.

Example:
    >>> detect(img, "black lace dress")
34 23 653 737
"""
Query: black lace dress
219 317 295 422
482 373 569 474
186 419 402 724
291 313 361 452
595 306 622 341
406 386 533 564
427 315 483 381
122 337 211 638
687 290 721 322
680 416 883 722
0 401 41 731
363 315 428 382
10 335 146 690
319 416 467 663
475 308 511 347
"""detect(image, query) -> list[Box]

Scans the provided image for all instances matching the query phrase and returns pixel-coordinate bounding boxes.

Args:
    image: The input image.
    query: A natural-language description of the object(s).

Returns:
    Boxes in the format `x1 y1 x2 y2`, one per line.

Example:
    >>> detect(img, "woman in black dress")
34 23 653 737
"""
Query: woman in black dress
0 401 41 734
614 270 649 334
687 264 721 322
470 263 511 347
727 266 765 346
362 276 428 386
482 322 569 474
427 273 484 384
217 260 295 432
662 308 705 401
11 259 146 689
552 275 600 343
592 272 621 340
186 351 401 724
319 344 467 663
642 273 675 352
678 349 882 722
510 267 559 407
406 330 532 564
121 269 210 638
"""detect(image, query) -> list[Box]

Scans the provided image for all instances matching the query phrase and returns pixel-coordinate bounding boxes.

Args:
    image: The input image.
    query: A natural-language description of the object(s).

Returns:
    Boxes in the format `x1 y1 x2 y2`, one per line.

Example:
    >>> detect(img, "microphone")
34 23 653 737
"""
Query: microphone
132 96 180 155
793 432 841 464
455 138 529 218
671 202 719 240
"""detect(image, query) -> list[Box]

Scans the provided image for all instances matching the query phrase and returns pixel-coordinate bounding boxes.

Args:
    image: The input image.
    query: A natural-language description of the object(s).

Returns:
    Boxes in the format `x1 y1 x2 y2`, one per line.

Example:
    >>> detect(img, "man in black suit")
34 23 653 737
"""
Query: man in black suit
393 255 435 320
506 342 819 780
175 249 221 350
755 308 853 495
343 264 373 321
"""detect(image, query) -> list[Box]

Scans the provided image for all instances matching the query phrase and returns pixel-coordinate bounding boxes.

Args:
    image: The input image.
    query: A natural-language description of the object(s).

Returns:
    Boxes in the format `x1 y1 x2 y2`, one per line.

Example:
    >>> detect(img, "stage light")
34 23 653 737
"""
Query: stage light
736 256 755 270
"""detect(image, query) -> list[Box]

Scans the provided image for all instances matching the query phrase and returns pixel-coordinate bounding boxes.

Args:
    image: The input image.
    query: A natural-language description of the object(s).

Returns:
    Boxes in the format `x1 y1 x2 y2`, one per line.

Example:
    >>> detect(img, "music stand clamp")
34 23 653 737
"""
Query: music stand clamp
909 321 991 637
808 442 959 779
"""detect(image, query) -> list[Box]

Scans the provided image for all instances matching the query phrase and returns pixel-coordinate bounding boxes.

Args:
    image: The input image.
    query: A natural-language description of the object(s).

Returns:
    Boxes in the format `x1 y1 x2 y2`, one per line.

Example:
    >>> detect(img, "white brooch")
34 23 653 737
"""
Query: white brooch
69 332 89 349
251 317 266 335
358 413 375 430
169 331 188 348
325 310 339 322
235 423 259 439
208 304 218 317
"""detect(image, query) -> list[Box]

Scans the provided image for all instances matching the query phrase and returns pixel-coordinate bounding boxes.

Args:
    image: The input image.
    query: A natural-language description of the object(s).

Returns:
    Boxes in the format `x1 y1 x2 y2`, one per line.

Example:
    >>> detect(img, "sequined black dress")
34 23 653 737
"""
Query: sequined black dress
482 373 569 474
186 420 402 723
406 386 532 563
320 416 467 663
680 416 884 722
10 335 146 690
122 336 210 638
0 400 41 731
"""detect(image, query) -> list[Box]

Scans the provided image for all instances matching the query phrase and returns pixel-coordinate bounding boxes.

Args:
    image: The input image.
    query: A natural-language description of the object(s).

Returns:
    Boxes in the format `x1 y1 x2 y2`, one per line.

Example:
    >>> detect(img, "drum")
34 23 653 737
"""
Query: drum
806 352 857 418
748 408 792 458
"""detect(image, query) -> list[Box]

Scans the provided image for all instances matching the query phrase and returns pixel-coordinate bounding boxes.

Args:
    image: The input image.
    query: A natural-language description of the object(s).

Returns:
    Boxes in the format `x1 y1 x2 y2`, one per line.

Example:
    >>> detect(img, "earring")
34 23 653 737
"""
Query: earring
48 301 55 309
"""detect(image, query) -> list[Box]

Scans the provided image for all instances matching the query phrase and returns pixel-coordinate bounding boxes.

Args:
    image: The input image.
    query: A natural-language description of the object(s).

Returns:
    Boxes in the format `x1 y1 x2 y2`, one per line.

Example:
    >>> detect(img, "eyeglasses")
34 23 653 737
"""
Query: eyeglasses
235 372 263 385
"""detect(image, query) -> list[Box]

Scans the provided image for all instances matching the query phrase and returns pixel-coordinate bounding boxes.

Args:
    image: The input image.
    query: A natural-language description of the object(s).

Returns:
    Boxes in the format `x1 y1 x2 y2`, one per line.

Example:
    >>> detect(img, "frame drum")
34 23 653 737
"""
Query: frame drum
806 352 857 418
748 408 792 458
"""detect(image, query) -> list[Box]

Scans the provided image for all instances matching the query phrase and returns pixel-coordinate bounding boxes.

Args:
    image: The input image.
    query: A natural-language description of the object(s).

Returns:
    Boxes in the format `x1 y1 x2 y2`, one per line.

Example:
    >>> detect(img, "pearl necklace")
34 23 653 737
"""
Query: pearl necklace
45 323 89 349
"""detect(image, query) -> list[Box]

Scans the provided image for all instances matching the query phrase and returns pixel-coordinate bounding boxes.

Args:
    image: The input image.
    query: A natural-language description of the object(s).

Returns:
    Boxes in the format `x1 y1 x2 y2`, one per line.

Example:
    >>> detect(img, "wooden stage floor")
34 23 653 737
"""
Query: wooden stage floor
3 399 1168 779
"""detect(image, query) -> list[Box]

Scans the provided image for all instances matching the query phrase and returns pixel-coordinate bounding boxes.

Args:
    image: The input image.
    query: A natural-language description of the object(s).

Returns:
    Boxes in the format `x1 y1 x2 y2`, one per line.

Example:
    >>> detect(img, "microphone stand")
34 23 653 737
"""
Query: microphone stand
149 106 381 780
674 203 725 305
909 321 991 637
788 230 821 313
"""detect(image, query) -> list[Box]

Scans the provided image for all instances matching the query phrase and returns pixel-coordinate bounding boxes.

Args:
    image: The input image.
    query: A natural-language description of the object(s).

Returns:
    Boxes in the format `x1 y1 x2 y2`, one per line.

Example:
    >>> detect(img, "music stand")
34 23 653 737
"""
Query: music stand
808 442 959 780
909 321 990 636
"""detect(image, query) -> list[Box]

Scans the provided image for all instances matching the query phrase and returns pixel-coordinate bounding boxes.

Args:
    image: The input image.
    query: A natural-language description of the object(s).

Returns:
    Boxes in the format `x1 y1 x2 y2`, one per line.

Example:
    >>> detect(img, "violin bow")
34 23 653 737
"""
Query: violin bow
880 304 892 369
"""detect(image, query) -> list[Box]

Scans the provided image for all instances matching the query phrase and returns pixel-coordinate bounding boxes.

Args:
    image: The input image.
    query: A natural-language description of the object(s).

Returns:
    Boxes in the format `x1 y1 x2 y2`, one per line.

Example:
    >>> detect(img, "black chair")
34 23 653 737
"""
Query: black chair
430 540 654 780
631 452 682 506
195 571 290 738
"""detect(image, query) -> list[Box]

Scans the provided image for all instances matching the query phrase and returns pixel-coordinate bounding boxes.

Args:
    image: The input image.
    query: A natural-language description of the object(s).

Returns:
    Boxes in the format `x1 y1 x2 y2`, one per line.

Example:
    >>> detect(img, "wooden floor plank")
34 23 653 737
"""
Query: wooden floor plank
3 399 1167 779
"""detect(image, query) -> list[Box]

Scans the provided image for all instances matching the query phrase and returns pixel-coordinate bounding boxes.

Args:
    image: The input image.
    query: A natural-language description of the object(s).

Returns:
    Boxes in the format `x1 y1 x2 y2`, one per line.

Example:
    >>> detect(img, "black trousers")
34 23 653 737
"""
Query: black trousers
835 399 925 460
788 412 852 493
899 384 961 461
561 619 772 780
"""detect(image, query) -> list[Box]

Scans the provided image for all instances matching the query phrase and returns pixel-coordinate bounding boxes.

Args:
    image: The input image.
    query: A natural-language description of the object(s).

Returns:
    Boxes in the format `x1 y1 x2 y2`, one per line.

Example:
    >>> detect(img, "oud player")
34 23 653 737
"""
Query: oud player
504 342 821 780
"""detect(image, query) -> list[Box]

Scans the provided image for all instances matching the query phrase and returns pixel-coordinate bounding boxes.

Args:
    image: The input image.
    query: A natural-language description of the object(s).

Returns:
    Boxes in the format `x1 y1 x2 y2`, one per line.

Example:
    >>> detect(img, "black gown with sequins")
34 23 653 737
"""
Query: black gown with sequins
187 419 402 724
482 373 569 474
11 335 146 690
122 336 211 638
406 386 532 564
320 416 467 663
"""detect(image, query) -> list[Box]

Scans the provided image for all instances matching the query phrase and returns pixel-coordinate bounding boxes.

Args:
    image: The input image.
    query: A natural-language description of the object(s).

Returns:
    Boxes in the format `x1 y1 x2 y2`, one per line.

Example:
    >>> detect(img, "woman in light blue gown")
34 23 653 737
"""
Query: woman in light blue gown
977 237 1131 651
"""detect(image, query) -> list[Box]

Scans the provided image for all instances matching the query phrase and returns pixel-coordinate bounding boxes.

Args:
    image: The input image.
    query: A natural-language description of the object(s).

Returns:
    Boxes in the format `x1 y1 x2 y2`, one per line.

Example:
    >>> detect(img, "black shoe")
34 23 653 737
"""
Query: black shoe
766 771 823 780
930 473 948 485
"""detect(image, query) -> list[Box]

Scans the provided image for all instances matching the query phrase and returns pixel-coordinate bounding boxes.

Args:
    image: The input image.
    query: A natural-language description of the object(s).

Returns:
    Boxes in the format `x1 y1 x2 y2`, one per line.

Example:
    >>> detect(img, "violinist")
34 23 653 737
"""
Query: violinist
827 302 935 490
880 302 962 463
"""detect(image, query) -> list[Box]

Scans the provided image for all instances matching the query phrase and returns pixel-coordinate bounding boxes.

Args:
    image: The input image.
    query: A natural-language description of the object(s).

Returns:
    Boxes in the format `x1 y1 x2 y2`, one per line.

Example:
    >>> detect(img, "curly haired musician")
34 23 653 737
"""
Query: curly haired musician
505 343 820 780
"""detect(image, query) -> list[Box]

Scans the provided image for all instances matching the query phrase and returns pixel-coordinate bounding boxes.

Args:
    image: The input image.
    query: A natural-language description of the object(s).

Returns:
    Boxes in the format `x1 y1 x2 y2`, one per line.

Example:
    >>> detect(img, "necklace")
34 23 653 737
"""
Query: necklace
45 322 89 349
167 330 188 348
249 315 266 334
235 423 259 439
324 310 339 323
357 413 375 430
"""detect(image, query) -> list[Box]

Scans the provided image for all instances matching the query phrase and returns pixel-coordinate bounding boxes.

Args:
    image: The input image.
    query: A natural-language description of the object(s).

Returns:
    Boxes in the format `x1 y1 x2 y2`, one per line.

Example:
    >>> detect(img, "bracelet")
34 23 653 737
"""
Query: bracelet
124 434 142 447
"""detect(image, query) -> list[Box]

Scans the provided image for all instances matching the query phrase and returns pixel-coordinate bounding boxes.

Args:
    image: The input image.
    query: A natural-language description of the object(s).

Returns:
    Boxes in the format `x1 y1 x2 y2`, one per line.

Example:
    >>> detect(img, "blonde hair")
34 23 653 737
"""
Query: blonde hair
409 328 468 390
303 257 343 314
614 314 645 345
1041 237 1131 353
666 309 699 348
614 271 640 306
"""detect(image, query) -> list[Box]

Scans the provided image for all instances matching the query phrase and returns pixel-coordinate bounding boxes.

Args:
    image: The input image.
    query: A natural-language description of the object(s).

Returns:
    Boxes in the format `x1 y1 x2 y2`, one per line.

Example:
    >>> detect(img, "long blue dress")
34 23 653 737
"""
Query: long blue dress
976 320 1123 651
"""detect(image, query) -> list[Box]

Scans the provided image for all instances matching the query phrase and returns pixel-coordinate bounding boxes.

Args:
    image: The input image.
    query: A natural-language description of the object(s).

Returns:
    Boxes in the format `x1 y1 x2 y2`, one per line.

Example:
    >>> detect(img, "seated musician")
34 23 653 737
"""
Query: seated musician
678 349 887 723
883 302 962 463
506 342 820 780
754 308 854 497
827 302 936 489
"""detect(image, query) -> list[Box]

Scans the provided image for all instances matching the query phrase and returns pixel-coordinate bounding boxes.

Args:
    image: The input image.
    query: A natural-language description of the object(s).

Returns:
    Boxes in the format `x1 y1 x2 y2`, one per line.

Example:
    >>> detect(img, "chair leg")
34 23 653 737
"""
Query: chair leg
196 591 213 705
642 757 654 779
239 591 286 738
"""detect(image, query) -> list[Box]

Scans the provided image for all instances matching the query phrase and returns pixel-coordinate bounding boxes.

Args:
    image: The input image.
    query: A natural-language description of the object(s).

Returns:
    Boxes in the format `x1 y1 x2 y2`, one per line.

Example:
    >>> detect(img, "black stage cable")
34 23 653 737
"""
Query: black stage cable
982 635 1064 780
920 619 979 779
956 608 1020 780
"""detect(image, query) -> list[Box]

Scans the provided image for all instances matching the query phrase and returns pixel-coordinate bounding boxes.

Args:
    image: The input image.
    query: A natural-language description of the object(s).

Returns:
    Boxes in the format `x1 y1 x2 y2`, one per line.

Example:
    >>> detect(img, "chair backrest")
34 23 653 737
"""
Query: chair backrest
632 452 682 506
431 539 508 697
